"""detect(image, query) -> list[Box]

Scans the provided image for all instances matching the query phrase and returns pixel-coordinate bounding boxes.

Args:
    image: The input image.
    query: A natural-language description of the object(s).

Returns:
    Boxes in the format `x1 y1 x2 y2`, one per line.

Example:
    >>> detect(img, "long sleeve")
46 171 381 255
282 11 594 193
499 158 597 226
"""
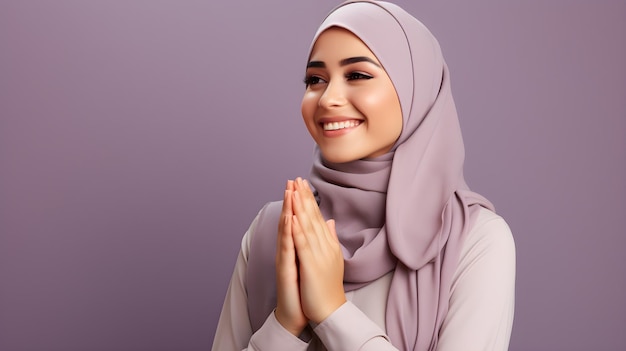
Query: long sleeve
211 219 254 350
312 301 398 350
211 214 310 351
312 210 515 351
212 208 515 351
212 212 398 351
436 208 516 351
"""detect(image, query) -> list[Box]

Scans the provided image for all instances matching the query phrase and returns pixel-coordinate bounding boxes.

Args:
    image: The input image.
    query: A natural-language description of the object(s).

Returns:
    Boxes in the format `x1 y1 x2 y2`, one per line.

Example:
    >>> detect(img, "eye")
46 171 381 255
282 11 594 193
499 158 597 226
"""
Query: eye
346 72 373 81
303 75 327 87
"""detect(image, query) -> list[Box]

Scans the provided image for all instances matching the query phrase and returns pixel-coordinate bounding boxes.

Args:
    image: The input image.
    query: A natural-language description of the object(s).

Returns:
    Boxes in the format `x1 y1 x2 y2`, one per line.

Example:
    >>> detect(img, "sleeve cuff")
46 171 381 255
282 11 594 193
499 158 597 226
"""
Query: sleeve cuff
313 301 390 350
249 311 310 351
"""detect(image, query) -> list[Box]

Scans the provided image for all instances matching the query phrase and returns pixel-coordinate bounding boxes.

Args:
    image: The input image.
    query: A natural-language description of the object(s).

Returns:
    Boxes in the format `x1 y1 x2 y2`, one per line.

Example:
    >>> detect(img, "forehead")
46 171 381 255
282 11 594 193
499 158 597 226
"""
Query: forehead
309 27 380 63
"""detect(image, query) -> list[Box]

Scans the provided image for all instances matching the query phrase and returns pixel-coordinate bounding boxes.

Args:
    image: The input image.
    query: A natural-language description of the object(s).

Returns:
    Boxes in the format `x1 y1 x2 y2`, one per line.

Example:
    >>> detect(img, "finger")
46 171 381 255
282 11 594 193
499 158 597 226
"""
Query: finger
275 211 308 335
292 180 325 236
295 178 315 202
281 180 294 222
277 214 294 261
279 189 292 230
277 186 294 254
285 180 295 217
278 189 295 261
297 178 328 229
291 213 311 258
322 218 342 250
294 179 335 247
292 190 322 251
293 188 327 247
281 182 293 215
326 219 338 241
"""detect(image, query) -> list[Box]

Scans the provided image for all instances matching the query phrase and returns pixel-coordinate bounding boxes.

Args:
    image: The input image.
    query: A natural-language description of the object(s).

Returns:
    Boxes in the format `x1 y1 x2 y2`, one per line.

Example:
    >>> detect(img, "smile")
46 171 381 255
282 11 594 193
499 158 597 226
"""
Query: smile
322 120 362 131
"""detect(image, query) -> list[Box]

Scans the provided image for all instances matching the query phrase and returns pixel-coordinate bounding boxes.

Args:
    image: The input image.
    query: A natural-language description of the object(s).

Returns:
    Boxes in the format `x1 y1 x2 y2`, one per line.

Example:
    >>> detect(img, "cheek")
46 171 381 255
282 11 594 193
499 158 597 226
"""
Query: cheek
357 85 393 113
301 92 313 116
301 92 319 135
386 97 403 139
360 89 400 123
385 93 403 133
367 86 403 139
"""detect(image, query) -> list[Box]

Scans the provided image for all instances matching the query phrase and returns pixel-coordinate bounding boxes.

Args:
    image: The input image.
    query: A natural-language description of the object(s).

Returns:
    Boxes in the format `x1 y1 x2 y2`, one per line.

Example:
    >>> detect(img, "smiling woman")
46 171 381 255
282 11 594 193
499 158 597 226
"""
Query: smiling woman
212 1 515 350
301 27 403 163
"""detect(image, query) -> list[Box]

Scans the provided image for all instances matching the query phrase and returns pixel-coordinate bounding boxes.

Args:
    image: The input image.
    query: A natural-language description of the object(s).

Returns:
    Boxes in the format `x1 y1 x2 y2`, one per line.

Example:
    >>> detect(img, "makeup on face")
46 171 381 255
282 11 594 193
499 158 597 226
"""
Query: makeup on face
300 27 402 163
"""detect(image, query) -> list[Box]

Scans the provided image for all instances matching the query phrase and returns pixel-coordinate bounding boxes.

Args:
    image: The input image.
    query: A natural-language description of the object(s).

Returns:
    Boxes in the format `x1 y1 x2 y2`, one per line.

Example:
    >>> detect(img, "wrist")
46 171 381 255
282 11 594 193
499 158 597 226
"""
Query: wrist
274 309 307 336
309 296 347 324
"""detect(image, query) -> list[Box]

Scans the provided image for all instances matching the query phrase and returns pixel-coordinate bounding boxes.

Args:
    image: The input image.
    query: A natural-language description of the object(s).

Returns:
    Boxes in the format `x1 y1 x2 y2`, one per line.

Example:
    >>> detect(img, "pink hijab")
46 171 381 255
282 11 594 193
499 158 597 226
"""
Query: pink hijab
247 1 494 350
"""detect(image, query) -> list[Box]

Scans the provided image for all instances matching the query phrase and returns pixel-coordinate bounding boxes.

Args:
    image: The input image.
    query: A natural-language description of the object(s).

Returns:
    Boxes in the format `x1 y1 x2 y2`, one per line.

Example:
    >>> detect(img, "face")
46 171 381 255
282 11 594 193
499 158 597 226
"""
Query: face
301 27 403 163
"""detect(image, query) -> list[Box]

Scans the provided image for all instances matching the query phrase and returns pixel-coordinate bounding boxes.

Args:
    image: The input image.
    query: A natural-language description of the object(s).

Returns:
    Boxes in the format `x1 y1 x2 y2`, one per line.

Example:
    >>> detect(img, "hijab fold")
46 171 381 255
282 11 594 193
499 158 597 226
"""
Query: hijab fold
247 1 494 350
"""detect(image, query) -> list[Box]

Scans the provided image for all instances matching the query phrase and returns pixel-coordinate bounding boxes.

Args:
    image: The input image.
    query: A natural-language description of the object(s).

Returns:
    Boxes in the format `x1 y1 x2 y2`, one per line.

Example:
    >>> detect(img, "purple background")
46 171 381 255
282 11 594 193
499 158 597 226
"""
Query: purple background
1 1 625 350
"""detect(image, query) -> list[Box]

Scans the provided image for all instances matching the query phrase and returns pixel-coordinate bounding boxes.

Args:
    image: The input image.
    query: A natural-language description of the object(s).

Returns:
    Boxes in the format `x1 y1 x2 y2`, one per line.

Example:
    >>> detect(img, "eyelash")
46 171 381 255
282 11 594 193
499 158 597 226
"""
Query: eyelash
346 72 373 81
303 72 373 86
303 76 324 86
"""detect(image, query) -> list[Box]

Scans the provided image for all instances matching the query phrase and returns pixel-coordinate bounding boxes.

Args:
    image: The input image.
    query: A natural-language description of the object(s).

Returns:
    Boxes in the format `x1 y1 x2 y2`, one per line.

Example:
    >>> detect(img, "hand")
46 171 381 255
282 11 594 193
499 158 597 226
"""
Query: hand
274 180 307 336
291 178 346 324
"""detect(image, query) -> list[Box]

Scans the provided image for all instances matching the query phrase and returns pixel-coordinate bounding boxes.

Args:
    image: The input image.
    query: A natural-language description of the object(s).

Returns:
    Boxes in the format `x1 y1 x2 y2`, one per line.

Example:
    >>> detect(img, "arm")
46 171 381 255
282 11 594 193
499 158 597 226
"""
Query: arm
288 178 399 350
436 209 516 351
313 209 515 351
213 180 399 350
211 213 310 351
312 301 399 350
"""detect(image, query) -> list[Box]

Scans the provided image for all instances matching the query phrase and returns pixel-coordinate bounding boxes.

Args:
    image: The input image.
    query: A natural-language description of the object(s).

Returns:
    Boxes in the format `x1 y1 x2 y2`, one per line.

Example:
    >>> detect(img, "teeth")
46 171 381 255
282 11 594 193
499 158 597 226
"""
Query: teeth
323 120 361 131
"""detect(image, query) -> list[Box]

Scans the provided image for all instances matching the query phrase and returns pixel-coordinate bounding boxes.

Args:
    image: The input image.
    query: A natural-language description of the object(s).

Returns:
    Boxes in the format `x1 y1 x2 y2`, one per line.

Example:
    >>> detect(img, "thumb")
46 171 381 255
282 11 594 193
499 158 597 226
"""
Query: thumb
326 219 338 240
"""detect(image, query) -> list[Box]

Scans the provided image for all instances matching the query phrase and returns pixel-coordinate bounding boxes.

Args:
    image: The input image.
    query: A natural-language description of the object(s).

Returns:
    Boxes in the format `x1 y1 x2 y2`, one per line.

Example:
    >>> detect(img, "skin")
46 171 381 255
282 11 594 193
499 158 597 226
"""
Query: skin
275 178 343 335
301 27 403 163
274 27 403 336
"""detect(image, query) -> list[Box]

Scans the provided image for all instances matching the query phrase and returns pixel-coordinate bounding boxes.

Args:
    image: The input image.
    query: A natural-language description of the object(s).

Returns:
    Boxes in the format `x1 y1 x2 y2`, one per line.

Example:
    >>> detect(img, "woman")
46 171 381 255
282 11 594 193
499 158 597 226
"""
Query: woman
212 1 515 350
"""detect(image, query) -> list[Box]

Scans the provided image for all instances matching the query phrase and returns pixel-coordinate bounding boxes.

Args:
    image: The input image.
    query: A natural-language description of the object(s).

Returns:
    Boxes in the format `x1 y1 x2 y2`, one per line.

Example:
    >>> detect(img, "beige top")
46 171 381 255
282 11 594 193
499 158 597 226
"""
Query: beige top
212 207 515 351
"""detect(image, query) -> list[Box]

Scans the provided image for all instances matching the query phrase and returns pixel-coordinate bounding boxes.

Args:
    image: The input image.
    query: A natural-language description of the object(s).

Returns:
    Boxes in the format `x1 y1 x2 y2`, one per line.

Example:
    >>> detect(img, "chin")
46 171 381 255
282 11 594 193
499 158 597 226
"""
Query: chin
319 149 362 164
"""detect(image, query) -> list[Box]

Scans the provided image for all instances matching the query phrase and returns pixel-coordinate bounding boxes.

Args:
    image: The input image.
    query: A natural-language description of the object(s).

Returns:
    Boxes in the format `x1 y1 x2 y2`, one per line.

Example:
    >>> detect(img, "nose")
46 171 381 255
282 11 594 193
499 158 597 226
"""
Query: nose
318 79 347 108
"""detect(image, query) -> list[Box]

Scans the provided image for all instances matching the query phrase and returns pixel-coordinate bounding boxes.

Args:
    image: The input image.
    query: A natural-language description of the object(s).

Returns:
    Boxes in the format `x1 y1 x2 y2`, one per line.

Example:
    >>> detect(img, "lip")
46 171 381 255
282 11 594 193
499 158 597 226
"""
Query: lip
318 116 363 137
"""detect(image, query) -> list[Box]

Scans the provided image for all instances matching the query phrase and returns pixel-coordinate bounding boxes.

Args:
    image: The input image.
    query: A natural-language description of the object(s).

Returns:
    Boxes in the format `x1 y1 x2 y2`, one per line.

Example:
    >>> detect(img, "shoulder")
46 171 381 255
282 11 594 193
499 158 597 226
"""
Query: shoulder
242 201 283 260
451 207 516 295
243 202 283 332
438 207 515 350
461 207 515 264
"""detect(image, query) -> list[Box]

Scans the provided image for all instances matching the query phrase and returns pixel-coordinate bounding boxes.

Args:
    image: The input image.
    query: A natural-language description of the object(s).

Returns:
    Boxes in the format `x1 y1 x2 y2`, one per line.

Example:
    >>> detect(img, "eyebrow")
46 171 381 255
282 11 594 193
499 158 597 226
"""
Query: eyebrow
306 56 381 68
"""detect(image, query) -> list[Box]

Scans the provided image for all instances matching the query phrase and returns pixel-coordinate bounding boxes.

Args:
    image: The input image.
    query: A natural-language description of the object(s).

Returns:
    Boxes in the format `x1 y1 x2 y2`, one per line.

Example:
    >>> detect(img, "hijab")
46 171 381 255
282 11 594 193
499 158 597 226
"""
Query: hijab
247 1 494 350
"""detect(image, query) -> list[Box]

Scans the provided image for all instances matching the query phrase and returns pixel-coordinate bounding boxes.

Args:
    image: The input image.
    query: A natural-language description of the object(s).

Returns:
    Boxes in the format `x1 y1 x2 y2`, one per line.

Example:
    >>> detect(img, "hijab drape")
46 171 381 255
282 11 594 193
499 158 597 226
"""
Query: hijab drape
247 1 494 350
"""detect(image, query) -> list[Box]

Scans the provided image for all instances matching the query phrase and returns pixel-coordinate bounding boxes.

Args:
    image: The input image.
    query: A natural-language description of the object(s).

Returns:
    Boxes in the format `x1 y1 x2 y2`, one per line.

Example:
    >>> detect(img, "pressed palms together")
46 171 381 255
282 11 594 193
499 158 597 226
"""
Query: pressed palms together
274 178 347 336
